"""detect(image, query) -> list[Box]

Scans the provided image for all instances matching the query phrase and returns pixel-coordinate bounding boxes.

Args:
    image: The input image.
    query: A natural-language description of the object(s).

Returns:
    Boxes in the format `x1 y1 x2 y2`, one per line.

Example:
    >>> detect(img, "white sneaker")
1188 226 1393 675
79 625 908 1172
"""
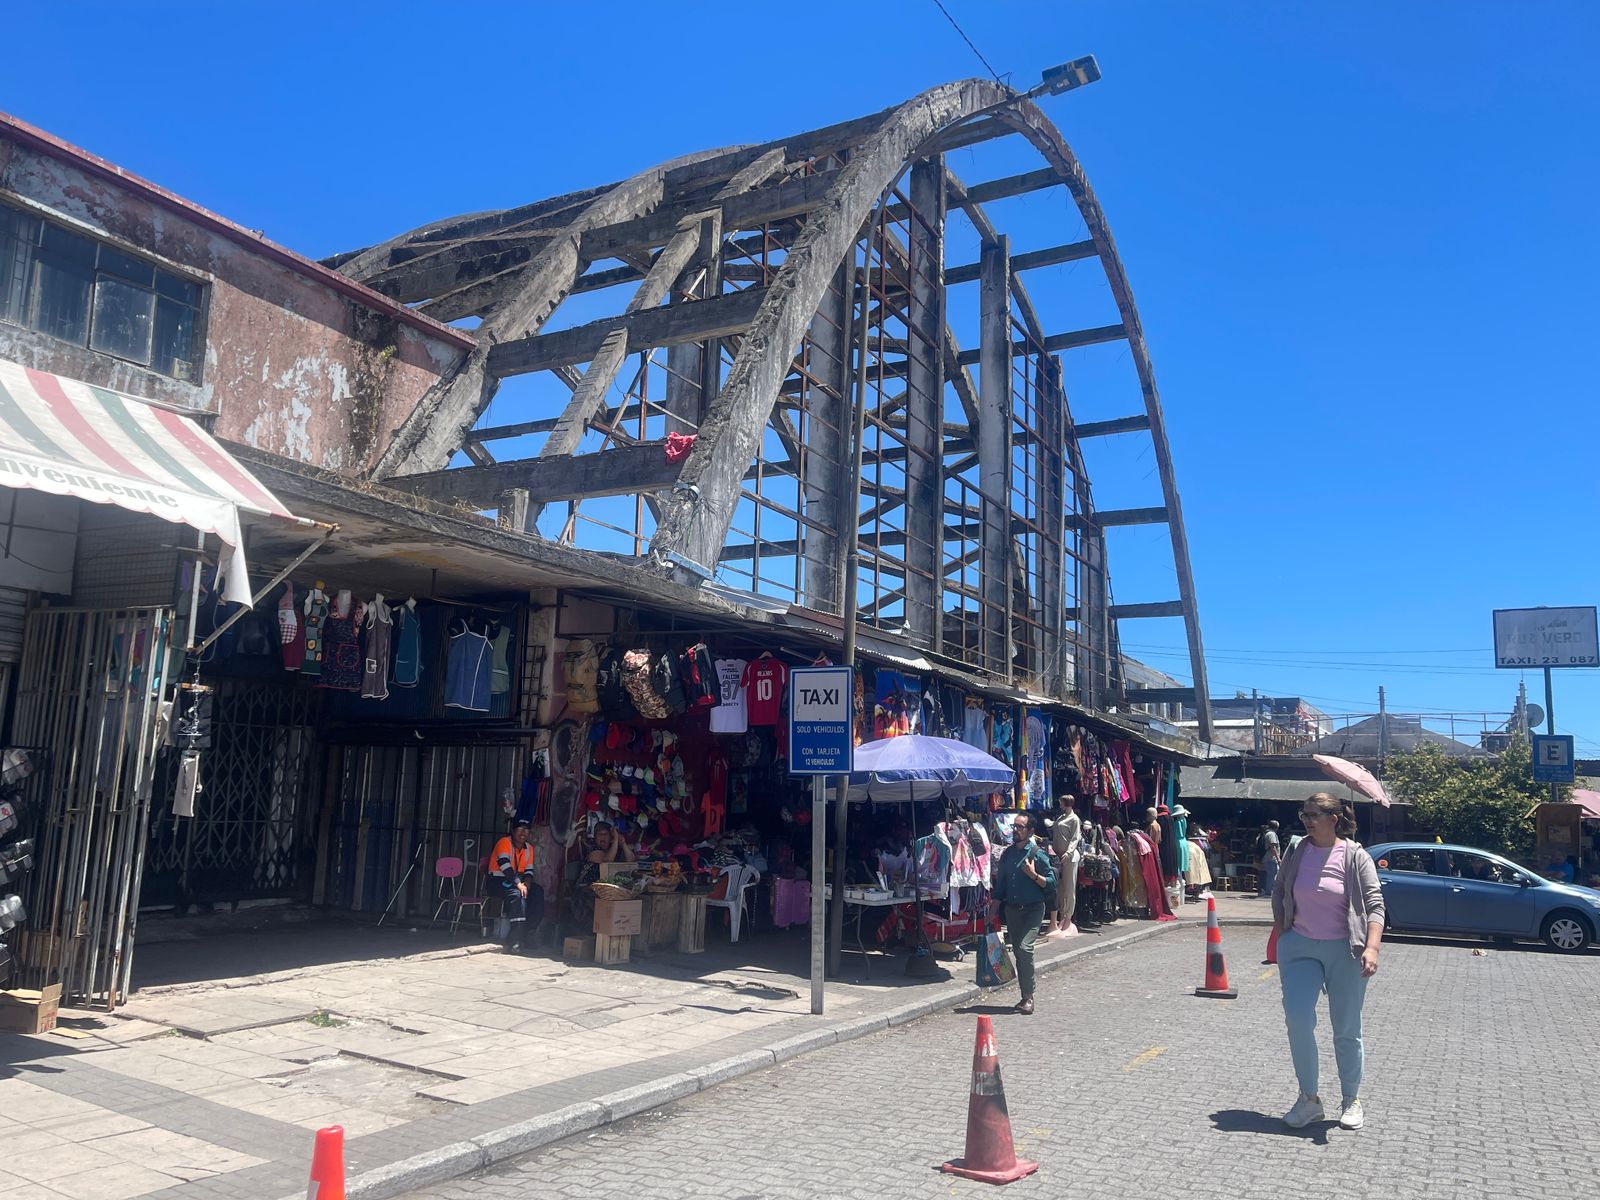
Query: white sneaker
1282 1094 1325 1128
1339 1098 1365 1130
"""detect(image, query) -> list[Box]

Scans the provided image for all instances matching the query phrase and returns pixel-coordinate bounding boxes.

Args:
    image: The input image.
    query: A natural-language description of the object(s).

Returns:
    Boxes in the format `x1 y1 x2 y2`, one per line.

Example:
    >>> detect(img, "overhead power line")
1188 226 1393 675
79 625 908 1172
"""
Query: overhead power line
929 0 1004 85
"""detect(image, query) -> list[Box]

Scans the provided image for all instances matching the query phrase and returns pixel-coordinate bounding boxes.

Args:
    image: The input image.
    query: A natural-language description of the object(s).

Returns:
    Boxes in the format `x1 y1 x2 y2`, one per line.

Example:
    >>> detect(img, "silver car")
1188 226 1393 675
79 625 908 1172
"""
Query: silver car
1368 842 1600 953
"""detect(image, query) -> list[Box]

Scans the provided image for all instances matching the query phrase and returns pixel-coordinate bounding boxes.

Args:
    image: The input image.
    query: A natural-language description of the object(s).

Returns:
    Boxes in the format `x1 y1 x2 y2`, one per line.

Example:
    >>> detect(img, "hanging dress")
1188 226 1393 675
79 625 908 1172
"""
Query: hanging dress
489 621 512 695
445 618 493 712
318 593 363 692
392 602 422 687
361 595 393 701
278 582 305 672
300 586 329 677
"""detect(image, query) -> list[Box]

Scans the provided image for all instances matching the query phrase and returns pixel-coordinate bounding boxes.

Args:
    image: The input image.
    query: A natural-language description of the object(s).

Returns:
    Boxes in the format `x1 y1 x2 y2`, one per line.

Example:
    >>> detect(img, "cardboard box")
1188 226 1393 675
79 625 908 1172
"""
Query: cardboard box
0 984 62 1035
562 935 596 962
592 898 643 937
597 863 634 882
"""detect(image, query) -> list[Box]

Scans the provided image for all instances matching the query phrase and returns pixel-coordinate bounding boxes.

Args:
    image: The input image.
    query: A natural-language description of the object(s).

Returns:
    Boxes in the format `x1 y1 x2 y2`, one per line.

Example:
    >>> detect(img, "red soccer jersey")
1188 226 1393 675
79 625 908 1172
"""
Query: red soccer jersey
740 656 788 726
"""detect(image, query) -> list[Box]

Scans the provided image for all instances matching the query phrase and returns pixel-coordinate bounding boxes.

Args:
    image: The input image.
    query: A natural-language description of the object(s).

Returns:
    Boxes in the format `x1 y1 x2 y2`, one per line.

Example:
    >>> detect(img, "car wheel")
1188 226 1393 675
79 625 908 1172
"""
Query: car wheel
1540 911 1592 953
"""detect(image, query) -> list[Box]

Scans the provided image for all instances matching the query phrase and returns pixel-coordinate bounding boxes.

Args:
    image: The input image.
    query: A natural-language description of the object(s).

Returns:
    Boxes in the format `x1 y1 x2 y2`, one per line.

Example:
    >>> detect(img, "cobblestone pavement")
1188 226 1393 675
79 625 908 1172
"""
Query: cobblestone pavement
0 909 1186 1199
407 931 1600 1200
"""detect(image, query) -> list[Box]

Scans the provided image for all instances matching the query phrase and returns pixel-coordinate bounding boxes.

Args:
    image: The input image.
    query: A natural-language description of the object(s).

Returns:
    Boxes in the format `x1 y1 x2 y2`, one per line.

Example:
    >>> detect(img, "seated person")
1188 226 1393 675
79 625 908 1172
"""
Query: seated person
491 820 543 954
1542 854 1576 883
572 820 637 927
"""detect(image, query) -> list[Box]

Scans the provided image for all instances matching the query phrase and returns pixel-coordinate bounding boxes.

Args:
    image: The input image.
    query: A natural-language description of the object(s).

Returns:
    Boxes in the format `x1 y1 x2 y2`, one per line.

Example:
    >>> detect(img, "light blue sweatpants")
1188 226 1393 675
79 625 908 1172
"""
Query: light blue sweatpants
1278 929 1369 1103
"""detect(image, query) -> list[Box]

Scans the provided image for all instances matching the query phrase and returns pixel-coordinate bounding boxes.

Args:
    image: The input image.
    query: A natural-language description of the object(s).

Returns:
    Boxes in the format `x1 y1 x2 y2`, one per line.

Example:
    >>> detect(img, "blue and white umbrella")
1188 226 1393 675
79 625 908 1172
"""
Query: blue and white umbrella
843 734 1015 802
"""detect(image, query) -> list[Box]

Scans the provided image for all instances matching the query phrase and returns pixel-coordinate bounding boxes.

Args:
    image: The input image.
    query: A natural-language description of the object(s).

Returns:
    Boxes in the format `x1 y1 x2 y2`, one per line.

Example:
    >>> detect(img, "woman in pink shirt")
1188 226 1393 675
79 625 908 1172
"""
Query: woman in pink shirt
1270 792 1386 1132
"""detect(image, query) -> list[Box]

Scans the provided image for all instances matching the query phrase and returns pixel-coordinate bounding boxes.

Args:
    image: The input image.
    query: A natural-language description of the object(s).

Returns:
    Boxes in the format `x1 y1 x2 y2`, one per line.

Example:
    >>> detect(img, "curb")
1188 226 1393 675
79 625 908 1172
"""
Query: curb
289 918 1183 1200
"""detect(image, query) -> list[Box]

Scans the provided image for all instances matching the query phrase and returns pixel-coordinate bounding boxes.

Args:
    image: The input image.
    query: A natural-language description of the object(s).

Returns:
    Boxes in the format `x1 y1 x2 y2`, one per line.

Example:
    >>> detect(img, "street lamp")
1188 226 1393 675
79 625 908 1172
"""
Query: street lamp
1026 56 1103 100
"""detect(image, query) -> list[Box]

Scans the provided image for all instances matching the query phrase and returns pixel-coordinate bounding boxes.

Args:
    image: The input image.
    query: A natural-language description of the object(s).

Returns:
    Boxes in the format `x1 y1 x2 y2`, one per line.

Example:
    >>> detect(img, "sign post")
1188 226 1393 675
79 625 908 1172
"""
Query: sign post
787 666 854 1016
1492 607 1597 805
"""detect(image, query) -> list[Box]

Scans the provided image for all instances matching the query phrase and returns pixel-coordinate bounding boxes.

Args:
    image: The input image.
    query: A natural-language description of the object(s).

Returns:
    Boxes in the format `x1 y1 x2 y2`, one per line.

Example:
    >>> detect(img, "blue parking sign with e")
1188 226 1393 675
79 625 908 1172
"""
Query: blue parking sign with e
1532 734 1575 783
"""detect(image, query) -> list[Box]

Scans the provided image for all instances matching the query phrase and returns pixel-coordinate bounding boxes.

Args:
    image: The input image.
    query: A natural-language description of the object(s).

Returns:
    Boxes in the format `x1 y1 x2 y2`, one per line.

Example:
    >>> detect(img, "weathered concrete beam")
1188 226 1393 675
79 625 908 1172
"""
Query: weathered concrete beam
1062 598 1190 620
487 287 767 376
1073 413 1150 438
989 97 1213 734
1066 506 1168 529
978 234 1012 676
393 441 681 506
581 169 836 259
371 160 692 478
647 79 1018 580
886 167 1059 221
904 155 945 648
953 323 1126 366
944 239 1098 285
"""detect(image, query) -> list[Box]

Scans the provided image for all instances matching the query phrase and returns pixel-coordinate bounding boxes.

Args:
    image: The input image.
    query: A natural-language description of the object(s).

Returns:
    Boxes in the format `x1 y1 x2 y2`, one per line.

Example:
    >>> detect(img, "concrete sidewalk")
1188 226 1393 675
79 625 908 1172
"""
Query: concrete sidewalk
0 902 1206 1200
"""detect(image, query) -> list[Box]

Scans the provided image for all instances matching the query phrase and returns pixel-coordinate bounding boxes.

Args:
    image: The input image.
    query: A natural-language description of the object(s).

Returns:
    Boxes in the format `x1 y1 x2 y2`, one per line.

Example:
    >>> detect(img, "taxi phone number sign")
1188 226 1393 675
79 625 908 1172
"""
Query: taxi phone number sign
787 666 854 775
1492 607 1599 668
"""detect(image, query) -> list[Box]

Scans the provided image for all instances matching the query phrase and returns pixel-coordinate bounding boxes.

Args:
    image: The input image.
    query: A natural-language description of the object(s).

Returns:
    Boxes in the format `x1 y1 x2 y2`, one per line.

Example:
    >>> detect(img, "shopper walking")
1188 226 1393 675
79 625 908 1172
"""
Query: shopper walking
1257 819 1282 896
989 813 1056 1015
1272 792 1385 1131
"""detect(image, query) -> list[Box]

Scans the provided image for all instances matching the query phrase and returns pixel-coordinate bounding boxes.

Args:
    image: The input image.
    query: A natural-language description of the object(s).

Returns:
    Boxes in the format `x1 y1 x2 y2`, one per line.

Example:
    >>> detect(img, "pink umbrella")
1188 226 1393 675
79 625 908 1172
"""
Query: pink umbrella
1312 754 1391 807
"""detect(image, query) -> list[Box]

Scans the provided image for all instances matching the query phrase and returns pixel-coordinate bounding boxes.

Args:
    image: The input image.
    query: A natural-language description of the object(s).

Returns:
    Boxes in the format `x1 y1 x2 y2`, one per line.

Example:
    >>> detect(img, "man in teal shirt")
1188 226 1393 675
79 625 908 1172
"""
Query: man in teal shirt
990 812 1056 1014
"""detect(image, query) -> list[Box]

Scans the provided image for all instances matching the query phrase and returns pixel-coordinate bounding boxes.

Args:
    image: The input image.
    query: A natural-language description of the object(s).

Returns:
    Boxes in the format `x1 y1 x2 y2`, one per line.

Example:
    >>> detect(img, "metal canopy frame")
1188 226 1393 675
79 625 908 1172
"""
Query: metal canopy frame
330 79 1213 738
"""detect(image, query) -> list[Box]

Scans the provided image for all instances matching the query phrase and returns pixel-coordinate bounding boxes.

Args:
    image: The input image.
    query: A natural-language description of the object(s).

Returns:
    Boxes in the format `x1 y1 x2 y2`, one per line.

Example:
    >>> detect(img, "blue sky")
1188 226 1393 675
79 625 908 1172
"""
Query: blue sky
6 2 1597 748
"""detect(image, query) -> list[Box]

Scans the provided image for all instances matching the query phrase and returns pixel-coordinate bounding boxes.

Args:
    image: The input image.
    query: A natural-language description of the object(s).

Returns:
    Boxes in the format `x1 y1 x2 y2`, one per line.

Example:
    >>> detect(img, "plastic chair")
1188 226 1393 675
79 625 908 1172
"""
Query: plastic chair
431 855 487 937
707 864 759 943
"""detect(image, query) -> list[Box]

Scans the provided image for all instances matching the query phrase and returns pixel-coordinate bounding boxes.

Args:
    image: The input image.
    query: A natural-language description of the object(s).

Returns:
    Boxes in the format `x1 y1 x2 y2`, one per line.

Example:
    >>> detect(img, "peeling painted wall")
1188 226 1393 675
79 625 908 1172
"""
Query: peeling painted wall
0 135 468 475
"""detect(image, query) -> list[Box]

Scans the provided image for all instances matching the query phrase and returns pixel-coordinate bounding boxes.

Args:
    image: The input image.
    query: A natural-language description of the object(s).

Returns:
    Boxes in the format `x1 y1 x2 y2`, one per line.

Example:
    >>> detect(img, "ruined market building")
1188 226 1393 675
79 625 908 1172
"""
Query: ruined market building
0 76 1212 1005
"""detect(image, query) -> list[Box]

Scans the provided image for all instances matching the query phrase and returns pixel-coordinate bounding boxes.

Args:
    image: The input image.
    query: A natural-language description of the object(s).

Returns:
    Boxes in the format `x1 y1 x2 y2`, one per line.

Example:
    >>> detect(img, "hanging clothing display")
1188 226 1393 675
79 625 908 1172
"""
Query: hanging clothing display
277 582 305 671
991 708 1015 763
961 698 989 750
596 646 637 720
300 585 329 677
872 669 913 739
361 595 393 700
1023 709 1051 810
621 649 671 719
678 643 718 708
317 592 363 692
489 621 513 696
710 657 748 733
563 639 601 714
446 618 493 712
741 654 787 726
392 600 421 687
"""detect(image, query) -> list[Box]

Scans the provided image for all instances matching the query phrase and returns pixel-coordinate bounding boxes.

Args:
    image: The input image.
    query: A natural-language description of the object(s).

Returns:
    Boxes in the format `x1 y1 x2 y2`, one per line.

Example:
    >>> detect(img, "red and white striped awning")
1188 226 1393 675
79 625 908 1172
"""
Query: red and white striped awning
0 358 301 605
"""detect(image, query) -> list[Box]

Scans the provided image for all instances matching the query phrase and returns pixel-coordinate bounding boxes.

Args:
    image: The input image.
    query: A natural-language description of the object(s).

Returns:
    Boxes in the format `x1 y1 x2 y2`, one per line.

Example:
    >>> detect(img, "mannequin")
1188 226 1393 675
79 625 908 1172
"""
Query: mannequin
1046 793 1083 938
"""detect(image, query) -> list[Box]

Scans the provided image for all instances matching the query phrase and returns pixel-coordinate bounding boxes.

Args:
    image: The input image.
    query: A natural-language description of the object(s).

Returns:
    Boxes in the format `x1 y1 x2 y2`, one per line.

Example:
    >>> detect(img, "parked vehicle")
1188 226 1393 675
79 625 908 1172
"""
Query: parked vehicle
1367 842 1600 953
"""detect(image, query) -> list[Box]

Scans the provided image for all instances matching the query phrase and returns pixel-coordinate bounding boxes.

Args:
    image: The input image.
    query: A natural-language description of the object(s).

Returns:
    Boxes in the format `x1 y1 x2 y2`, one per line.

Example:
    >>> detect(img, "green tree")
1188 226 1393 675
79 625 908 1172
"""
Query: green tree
1382 741 1557 860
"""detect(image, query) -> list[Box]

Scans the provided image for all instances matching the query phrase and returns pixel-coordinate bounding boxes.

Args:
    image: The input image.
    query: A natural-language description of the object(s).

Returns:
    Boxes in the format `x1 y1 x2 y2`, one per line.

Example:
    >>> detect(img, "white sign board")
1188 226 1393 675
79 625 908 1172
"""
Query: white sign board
1492 607 1599 669
787 666 854 775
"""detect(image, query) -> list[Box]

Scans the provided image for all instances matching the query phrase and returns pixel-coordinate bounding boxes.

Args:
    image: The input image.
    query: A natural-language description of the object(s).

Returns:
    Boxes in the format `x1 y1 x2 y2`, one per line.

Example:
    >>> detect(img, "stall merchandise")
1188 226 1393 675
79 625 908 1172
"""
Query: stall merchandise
0 749 39 994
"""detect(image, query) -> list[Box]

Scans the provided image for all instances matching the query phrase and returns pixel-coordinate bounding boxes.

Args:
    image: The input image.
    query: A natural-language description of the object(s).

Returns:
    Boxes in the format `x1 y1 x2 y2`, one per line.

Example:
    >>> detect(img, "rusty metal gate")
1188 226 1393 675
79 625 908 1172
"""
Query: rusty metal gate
11 606 175 1008
320 742 522 918
143 680 321 908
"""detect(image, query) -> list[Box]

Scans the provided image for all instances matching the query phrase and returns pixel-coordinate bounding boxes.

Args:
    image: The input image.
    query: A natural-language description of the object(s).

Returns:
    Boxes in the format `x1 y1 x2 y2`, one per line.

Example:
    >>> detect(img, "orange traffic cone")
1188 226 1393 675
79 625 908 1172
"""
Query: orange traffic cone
1265 925 1280 965
1193 895 1237 999
306 1125 345 1200
939 1015 1039 1185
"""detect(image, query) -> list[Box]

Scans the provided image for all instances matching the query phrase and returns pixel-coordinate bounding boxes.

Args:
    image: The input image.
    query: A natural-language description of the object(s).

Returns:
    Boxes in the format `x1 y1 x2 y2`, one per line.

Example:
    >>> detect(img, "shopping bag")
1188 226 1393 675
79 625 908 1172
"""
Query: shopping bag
975 931 1016 988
